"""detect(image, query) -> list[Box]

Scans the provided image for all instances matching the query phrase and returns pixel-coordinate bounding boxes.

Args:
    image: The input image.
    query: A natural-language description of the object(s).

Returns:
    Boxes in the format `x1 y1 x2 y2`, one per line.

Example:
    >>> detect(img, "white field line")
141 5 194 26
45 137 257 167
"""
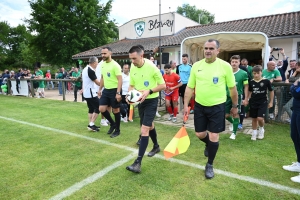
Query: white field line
1 116 300 196
49 153 136 200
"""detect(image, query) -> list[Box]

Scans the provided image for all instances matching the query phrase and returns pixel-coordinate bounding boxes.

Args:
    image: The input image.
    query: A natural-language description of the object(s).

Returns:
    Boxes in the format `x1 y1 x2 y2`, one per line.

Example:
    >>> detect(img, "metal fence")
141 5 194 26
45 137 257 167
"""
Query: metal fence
1 78 294 124
266 82 293 124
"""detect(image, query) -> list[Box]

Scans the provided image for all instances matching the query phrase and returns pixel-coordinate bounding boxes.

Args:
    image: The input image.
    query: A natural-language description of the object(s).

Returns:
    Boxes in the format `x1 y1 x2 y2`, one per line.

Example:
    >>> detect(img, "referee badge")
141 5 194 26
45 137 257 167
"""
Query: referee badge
144 81 149 87
260 82 264 87
213 77 218 84
107 72 111 77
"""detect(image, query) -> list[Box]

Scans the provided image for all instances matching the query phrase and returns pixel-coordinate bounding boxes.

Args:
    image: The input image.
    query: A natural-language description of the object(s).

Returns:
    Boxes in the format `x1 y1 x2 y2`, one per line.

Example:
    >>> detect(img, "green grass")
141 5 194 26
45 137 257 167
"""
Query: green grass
0 95 299 199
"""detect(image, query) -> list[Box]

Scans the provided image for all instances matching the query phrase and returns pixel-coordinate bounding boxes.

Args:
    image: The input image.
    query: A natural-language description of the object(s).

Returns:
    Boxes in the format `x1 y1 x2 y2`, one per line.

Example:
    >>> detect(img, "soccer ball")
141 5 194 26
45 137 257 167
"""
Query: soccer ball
126 89 142 105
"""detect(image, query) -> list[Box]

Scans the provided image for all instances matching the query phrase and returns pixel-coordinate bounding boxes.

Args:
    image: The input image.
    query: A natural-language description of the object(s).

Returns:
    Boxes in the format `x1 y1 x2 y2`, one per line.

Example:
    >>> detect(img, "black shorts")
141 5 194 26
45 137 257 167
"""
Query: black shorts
179 84 187 97
98 97 111 107
99 88 120 108
121 95 127 104
250 102 267 118
138 97 158 127
194 102 225 133
86 97 100 114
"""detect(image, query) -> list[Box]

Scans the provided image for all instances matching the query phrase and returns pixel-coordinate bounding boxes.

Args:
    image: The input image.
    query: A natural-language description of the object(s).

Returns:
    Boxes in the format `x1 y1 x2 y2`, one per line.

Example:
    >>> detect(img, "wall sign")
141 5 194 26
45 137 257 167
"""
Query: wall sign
134 21 145 37
148 19 174 32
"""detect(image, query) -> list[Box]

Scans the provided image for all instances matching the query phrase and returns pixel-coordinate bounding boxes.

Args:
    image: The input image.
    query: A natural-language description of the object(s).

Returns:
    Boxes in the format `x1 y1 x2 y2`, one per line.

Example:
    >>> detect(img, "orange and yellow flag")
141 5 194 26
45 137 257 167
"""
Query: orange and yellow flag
163 126 190 159
163 107 191 159
128 104 134 121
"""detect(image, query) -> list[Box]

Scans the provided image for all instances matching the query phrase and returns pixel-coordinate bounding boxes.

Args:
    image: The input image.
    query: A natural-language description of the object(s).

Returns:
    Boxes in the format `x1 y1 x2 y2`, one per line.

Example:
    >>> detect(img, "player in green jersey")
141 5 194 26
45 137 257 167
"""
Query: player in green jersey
226 55 249 140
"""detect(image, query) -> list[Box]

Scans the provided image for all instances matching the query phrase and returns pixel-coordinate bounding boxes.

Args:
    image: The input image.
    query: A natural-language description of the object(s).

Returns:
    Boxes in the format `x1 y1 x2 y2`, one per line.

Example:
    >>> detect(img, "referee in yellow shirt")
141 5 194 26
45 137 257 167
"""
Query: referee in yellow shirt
184 39 238 179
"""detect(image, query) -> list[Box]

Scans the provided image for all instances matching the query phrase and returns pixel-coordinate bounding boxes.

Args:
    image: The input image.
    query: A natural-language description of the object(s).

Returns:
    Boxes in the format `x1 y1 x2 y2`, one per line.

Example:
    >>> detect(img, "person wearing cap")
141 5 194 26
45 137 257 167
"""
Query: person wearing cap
45 70 54 90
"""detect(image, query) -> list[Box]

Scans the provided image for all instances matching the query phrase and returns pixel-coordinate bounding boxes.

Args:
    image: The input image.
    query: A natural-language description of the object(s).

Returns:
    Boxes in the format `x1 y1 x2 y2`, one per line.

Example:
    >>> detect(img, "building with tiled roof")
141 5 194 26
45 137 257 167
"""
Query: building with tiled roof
72 11 300 65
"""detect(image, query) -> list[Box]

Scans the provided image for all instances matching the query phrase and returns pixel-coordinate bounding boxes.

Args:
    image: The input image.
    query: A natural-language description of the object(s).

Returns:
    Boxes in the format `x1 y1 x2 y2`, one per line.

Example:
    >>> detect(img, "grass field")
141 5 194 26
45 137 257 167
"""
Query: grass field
1 95 299 200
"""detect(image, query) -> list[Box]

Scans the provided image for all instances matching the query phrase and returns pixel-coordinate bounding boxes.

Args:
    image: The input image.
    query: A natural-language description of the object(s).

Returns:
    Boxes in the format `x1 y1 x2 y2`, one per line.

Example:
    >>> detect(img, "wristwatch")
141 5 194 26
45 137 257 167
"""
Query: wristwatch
232 104 238 108
149 89 153 95
116 92 121 95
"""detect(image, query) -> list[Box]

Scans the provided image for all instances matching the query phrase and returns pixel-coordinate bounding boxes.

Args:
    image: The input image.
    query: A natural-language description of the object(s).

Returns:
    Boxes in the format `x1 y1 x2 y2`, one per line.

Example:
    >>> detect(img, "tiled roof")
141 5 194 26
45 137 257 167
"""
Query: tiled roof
72 36 170 59
72 11 300 59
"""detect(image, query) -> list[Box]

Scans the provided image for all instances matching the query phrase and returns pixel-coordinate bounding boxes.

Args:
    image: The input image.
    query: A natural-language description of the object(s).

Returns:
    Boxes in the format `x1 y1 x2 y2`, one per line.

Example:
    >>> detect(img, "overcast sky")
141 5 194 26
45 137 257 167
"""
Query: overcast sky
1 0 300 27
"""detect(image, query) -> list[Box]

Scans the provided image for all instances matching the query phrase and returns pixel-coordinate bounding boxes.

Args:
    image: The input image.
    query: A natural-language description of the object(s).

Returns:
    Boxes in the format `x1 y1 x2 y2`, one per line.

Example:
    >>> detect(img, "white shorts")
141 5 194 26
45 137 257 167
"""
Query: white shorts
37 88 44 93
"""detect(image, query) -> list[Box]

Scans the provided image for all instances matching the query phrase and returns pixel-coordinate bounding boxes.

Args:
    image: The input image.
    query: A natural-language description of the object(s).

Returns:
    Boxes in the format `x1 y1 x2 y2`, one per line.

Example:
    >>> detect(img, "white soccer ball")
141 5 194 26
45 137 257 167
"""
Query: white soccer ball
126 89 142 105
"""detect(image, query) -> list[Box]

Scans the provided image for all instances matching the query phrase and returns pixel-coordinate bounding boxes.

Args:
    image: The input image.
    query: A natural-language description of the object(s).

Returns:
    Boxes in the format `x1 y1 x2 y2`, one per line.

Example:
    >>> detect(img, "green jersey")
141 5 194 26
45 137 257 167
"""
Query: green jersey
262 69 281 80
247 65 253 79
72 71 82 87
35 69 45 88
234 69 248 95
101 59 122 89
130 59 165 99
187 58 235 106
226 69 248 97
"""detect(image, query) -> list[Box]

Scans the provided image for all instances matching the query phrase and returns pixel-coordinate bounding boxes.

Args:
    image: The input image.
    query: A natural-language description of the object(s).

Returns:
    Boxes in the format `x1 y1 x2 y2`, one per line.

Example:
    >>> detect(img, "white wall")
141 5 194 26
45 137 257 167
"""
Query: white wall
119 13 175 40
174 13 199 33
269 38 295 60
118 13 199 40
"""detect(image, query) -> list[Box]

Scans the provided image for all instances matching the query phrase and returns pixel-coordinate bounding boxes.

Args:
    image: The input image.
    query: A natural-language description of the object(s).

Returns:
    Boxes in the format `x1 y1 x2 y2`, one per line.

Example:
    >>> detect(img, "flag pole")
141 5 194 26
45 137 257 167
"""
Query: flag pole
159 0 162 106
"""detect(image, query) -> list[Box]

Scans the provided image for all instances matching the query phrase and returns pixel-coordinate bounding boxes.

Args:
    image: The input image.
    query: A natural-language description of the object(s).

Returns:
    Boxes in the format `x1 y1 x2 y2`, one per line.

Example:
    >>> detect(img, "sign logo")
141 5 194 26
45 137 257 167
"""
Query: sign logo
134 21 145 37
144 81 149 87
260 82 264 87
213 77 219 84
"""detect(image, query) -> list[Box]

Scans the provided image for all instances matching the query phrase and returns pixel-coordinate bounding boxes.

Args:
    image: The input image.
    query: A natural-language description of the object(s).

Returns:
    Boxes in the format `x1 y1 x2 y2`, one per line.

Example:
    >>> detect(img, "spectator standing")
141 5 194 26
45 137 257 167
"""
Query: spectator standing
262 61 282 119
56 68 67 96
71 67 84 102
45 70 54 90
82 56 101 132
126 45 166 173
287 60 297 81
184 39 238 179
282 79 300 183
248 66 274 140
98 47 123 138
34 66 45 98
282 62 300 119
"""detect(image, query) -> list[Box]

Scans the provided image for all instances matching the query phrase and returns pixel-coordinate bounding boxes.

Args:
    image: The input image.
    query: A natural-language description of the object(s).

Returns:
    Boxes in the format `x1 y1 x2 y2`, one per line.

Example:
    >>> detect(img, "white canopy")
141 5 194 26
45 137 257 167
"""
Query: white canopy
181 32 269 68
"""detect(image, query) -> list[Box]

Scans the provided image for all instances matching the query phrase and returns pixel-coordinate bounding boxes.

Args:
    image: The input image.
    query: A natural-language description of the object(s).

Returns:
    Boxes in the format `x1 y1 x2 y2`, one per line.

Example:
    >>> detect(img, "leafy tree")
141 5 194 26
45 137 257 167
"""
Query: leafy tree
177 4 215 24
0 21 10 56
26 0 118 65
0 22 33 70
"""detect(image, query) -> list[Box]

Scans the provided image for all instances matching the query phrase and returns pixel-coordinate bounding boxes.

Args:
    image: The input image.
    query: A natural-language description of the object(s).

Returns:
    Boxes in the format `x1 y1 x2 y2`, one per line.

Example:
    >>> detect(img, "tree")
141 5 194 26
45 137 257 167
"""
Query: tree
176 4 215 24
26 0 118 65
0 22 34 70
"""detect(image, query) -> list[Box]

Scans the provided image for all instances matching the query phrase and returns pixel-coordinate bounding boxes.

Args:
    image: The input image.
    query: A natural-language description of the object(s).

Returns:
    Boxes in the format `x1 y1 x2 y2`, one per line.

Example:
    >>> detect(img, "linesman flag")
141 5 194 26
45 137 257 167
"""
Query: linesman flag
164 107 191 159
128 104 134 121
